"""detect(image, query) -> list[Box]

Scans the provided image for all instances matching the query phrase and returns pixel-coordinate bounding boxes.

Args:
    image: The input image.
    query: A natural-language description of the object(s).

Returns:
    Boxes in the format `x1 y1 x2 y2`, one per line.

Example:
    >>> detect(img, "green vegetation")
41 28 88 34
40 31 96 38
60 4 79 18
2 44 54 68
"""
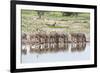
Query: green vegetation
47 25 68 28
21 9 90 35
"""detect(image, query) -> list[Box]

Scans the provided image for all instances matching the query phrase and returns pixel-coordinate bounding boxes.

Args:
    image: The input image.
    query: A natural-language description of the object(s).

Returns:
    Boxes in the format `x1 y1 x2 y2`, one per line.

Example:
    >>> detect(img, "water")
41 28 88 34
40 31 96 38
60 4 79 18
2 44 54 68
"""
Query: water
21 43 90 63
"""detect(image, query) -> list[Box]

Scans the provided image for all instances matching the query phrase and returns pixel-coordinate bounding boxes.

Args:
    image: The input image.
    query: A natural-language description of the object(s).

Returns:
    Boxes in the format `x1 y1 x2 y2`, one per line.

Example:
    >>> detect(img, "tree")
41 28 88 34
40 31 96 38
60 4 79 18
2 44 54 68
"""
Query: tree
62 12 78 17
36 11 45 19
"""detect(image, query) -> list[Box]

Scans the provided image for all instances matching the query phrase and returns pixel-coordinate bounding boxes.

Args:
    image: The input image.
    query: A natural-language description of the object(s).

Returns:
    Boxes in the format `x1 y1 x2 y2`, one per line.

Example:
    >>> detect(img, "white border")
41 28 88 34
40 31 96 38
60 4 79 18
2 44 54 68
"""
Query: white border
16 5 94 69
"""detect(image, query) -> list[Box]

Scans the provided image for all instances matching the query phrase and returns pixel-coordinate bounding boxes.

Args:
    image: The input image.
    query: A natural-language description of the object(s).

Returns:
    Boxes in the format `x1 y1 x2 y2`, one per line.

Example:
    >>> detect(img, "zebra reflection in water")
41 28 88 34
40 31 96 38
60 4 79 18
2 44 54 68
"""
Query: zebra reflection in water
71 42 86 52
21 32 87 54
29 42 86 54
